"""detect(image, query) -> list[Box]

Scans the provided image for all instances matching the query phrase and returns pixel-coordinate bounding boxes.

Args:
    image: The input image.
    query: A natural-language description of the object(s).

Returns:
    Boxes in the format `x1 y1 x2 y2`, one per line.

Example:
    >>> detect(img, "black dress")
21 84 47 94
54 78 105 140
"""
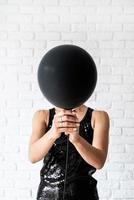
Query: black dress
36 107 99 200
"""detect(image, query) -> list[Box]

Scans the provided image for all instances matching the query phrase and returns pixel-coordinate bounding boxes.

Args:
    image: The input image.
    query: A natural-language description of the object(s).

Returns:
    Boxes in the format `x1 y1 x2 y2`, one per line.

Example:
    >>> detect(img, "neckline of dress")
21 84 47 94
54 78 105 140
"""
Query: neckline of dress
79 107 90 123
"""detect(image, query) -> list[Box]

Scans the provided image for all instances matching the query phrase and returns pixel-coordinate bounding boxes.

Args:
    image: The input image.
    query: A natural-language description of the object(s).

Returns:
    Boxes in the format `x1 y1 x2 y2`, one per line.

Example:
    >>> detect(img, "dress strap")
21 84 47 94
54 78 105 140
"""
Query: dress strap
46 108 55 132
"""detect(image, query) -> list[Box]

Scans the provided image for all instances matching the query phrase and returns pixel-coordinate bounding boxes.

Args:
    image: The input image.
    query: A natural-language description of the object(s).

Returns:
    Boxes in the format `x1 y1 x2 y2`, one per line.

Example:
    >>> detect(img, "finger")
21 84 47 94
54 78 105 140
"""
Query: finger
62 115 79 122
55 110 73 116
60 121 80 128
55 113 78 123
58 127 78 132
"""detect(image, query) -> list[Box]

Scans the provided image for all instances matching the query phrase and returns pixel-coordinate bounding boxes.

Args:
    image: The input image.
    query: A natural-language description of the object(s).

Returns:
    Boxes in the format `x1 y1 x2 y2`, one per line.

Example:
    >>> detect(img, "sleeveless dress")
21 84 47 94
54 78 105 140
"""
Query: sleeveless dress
36 107 99 200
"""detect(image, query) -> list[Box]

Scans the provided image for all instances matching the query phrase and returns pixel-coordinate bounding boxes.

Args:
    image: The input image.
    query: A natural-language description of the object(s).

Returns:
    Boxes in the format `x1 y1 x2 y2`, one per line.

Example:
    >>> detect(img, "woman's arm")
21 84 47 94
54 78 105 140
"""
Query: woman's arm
72 110 110 169
28 110 56 163
28 109 78 164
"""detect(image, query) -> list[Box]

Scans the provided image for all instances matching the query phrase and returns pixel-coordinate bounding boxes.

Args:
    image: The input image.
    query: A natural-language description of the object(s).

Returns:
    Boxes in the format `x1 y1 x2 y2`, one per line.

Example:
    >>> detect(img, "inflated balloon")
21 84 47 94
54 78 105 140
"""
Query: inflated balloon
37 44 97 109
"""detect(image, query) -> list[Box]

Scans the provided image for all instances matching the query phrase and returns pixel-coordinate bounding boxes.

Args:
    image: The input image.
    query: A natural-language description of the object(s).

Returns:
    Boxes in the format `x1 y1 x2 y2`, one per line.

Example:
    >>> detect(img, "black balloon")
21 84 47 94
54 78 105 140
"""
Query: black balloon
37 44 97 109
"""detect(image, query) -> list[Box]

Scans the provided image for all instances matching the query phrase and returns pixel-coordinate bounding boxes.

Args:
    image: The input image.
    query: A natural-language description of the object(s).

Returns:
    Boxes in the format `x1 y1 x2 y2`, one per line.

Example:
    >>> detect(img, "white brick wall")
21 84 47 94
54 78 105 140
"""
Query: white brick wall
0 0 134 199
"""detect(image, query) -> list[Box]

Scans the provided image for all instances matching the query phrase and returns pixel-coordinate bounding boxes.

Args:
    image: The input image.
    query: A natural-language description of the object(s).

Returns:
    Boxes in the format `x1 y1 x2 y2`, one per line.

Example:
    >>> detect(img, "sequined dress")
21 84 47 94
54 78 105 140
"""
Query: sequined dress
36 107 99 200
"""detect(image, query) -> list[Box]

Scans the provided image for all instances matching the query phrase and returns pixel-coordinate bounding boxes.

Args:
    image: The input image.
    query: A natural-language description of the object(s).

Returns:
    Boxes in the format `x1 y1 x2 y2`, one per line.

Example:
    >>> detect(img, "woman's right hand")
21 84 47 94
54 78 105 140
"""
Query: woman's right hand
49 112 63 139
49 109 79 140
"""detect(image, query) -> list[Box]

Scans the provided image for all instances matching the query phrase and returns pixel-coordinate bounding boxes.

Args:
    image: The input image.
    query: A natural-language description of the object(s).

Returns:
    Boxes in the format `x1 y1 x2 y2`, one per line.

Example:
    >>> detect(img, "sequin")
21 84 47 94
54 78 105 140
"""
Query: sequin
36 107 99 200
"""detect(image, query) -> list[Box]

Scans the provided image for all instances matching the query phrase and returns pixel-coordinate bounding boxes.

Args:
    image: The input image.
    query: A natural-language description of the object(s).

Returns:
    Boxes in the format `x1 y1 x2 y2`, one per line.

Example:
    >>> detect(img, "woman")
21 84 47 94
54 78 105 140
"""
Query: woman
28 104 110 200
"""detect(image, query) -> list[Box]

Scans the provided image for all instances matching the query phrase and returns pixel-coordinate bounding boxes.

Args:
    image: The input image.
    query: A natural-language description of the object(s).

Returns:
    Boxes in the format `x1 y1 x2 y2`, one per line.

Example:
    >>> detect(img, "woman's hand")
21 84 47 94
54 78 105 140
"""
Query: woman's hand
50 109 80 143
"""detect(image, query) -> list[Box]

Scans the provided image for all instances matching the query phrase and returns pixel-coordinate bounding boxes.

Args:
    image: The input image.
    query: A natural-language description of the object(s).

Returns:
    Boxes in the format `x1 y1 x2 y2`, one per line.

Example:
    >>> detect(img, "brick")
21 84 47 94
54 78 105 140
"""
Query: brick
97 188 111 198
114 32 134 40
109 152 134 162
124 6 134 13
101 58 126 66
112 189 134 198
112 14 134 23
0 5 18 13
125 102 134 110
87 15 111 22
95 84 109 92
21 41 46 49
20 24 44 31
6 99 32 109
125 163 134 170
5 188 30 198
46 23 70 32
124 24 134 31
109 144 125 152
22 57 37 65
108 126 122 135
123 75 134 83
60 14 85 23
112 66 134 75
120 181 134 189
33 15 59 23
108 110 124 118
7 49 33 57
85 0 111 5
97 6 122 14
35 32 60 40
98 75 122 83
0 188 4 197
71 6 95 14
125 41 134 48
113 49 134 57
7 14 32 23
33 0 58 5
20 5 43 13
5 170 30 180
0 0 7 3
0 178 14 188
0 49 6 56
71 24 95 32
0 24 18 31
45 6 69 14
0 161 16 170
110 136 134 144
127 58 134 65
0 40 20 48
108 171 132 180
59 0 83 6
112 0 134 5
88 49 112 57
96 23 122 31
0 57 21 65
99 41 124 48
8 0 32 3
105 162 124 171
125 145 134 152
123 128 134 135
114 119 134 127
8 32 34 40
61 32 86 41
0 31 7 39
87 32 112 40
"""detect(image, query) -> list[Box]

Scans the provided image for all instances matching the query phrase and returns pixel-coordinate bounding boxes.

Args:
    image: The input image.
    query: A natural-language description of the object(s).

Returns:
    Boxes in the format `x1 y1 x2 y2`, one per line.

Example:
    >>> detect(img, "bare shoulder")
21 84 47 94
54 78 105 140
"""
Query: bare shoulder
93 109 109 119
32 109 49 126
91 109 110 129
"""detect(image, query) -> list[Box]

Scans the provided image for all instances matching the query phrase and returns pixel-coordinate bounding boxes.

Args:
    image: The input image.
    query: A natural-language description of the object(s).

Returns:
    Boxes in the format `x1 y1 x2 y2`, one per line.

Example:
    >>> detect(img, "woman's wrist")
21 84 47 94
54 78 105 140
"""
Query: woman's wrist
69 134 82 145
46 129 57 141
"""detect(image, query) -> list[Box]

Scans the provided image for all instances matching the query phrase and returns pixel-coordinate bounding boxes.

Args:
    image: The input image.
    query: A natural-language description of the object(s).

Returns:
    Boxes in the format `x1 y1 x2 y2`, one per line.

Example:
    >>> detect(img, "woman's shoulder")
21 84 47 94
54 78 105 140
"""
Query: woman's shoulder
32 108 51 125
91 108 110 127
92 108 109 118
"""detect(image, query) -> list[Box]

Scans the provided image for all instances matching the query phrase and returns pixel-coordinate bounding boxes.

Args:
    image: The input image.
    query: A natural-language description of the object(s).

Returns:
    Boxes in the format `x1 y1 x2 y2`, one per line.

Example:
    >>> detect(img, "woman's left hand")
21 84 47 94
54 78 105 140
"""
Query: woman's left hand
56 109 81 144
